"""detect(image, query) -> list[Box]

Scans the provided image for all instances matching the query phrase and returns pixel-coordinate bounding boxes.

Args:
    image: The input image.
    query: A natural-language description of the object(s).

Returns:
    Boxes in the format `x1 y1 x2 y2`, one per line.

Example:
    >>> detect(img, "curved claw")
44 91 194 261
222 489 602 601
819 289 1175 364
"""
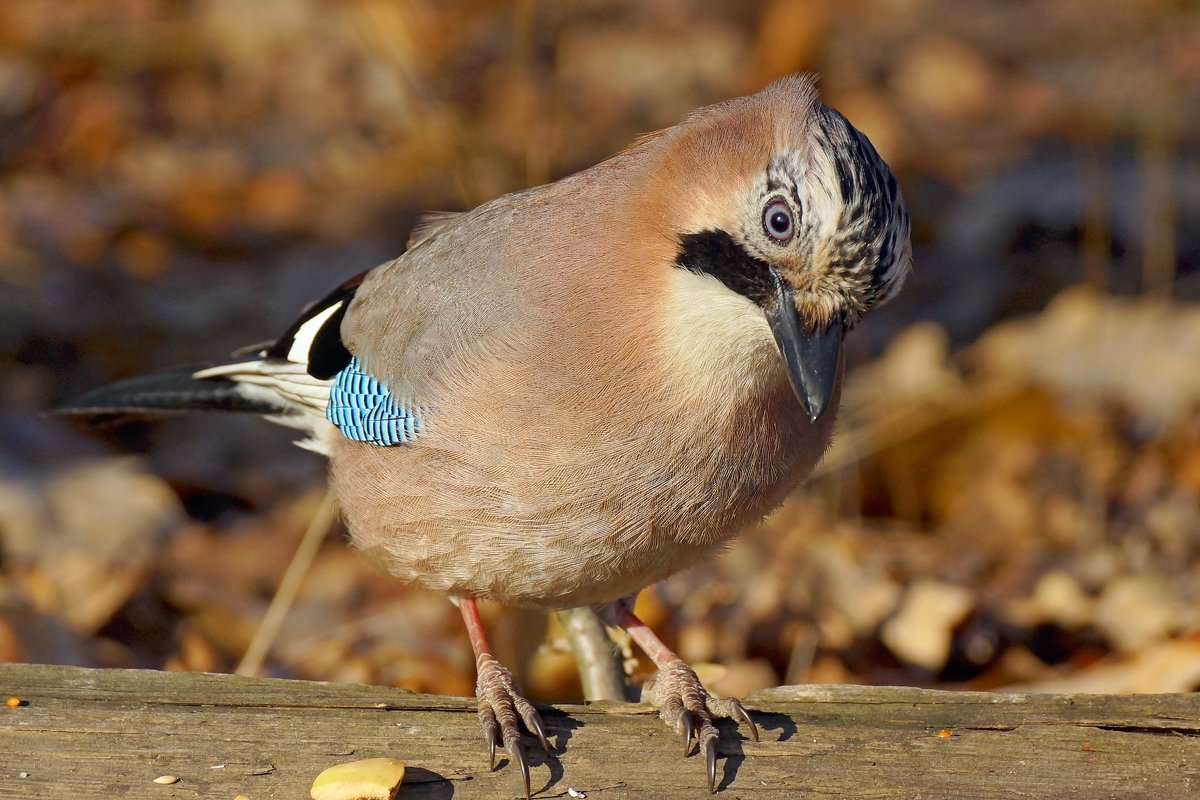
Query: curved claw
516 700 552 758
481 709 500 770
731 701 759 743
682 712 695 756
522 705 552 755
705 737 717 794
509 739 530 800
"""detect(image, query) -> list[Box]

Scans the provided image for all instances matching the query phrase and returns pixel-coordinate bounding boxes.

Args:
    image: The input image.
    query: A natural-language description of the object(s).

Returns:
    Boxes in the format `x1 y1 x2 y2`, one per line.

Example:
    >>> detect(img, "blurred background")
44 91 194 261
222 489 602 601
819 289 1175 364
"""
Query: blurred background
2 0 1199 700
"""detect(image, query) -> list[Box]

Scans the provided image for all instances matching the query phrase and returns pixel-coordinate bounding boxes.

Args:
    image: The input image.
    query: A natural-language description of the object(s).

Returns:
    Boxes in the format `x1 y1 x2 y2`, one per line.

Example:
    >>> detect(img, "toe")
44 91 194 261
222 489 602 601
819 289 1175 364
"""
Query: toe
695 714 720 788
478 703 500 770
705 736 717 794
496 691 529 797
506 733 530 800
681 711 695 756
709 696 760 743
658 693 688 738
731 699 759 743
514 695 552 755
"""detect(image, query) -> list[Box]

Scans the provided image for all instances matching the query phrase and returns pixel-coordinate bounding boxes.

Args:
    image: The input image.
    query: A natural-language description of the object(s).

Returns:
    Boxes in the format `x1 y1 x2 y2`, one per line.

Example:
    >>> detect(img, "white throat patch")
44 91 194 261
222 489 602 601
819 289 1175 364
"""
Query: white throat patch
658 268 783 403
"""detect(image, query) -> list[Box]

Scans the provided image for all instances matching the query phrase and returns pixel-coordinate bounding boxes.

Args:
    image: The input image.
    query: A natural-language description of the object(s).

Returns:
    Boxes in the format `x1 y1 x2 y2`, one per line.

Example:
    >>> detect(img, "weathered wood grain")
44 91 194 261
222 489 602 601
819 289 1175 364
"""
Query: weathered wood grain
1 663 1198 799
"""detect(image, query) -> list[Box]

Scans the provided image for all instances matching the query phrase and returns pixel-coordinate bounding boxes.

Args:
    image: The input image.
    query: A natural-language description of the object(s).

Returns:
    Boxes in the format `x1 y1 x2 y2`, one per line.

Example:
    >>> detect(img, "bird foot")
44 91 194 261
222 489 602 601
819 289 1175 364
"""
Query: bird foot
475 653 550 799
642 659 759 793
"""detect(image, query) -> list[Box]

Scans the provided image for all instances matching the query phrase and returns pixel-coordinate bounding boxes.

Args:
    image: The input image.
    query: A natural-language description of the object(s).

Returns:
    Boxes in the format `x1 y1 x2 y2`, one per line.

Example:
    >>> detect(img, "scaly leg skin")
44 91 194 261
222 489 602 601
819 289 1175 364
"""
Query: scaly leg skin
458 597 551 799
611 598 759 793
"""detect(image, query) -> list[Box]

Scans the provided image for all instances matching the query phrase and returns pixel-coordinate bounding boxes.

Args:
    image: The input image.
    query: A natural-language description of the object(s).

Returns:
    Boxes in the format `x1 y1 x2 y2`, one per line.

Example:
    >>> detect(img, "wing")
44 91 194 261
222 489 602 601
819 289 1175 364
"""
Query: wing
340 192 554 404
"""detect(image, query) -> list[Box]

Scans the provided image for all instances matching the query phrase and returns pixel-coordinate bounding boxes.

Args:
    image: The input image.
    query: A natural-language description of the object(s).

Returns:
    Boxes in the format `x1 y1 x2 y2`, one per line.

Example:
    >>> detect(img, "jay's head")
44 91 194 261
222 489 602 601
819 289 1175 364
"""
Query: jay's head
660 74 912 421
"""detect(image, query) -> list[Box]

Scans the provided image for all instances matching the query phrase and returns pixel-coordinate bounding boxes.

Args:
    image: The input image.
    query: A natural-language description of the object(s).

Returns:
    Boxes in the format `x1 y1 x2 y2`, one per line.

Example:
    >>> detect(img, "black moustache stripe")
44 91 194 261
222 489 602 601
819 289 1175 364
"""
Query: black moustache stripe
674 229 777 311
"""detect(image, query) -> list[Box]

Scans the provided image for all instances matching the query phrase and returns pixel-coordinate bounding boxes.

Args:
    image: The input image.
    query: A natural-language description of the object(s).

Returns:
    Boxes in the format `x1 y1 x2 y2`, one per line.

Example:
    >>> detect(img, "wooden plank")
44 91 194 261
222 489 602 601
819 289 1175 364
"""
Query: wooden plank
1 663 1199 799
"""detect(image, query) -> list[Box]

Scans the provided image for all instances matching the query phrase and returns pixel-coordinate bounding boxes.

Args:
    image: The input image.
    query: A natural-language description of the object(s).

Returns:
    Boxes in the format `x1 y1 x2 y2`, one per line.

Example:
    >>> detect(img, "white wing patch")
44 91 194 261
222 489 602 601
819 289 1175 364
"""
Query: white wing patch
285 300 345 363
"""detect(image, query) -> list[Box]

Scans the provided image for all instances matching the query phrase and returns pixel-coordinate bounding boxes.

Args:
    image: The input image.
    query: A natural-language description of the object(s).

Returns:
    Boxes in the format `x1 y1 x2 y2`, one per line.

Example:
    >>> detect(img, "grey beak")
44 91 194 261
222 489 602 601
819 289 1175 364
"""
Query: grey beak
766 274 845 423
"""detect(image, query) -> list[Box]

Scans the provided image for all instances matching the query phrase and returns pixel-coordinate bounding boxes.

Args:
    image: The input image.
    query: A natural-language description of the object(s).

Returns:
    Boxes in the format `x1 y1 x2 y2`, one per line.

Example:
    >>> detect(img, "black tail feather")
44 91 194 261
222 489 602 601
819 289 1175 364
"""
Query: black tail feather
55 364 285 419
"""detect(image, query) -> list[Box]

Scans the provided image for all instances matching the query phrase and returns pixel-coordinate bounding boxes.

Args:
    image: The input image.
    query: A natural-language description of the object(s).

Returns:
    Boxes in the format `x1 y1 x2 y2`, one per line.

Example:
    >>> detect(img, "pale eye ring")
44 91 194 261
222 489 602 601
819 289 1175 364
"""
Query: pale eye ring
762 197 794 244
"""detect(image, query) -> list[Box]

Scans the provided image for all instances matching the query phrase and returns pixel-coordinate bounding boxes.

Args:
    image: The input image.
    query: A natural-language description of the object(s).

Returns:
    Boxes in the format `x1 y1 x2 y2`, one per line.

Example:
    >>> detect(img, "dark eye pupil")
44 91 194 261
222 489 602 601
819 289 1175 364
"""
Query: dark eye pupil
762 197 795 242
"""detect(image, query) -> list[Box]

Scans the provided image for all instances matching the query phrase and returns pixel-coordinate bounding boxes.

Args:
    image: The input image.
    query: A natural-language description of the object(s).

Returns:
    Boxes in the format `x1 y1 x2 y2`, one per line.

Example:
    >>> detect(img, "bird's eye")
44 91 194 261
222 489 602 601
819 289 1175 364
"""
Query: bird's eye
762 197 794 244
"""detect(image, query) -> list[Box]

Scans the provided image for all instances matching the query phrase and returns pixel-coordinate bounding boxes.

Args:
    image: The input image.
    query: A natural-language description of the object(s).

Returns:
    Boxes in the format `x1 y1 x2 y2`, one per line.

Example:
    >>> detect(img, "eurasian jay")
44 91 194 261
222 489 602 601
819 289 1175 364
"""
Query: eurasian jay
62 74 912 795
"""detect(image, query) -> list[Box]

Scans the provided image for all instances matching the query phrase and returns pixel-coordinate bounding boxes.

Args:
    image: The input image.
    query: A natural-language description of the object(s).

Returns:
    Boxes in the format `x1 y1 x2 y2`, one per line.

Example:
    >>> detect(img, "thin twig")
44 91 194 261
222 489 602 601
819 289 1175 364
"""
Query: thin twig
236 492 339 676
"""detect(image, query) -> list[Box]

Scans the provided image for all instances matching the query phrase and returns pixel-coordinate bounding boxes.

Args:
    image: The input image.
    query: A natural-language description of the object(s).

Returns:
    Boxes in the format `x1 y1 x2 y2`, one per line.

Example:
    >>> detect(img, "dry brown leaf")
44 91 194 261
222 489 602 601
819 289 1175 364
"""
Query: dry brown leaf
881 581 974 671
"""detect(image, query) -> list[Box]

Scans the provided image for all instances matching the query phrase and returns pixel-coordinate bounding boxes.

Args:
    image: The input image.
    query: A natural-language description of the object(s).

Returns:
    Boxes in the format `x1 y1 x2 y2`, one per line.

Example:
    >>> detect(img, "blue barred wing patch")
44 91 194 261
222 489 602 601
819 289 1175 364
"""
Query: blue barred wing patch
326 357 421 446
